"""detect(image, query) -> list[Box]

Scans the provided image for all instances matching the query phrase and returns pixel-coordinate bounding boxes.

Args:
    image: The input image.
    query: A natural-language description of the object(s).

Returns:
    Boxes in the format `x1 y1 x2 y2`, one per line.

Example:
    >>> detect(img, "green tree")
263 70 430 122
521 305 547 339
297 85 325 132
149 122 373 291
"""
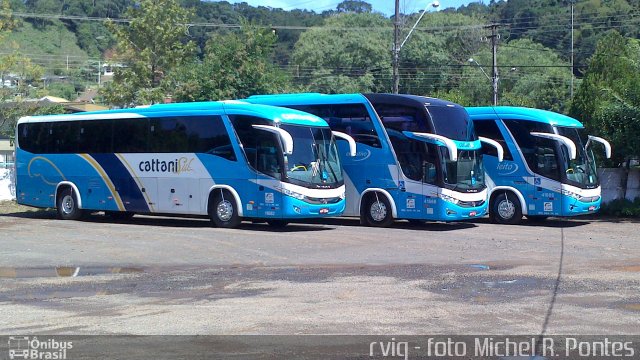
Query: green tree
460 38 572 111
168 24 291 101
292 12 391 93
397 11 485 95
0 0 45 136
570 31 640 166
336 0 372 13
101 0 196 107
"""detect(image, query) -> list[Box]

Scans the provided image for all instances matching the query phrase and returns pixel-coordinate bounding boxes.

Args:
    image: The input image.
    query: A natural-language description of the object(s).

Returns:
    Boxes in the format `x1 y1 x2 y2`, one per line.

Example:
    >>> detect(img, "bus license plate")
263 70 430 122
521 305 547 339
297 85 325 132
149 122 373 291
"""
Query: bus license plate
469 211 477 217
588 206 596 211
319 208 329 214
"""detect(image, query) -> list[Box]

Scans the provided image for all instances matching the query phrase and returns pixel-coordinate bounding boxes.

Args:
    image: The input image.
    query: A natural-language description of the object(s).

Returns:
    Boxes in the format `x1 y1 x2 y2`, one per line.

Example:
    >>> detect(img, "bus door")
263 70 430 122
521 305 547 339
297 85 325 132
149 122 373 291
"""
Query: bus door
386 130 426 218
522 131 566 216
391 131 444 218
239 119 284 219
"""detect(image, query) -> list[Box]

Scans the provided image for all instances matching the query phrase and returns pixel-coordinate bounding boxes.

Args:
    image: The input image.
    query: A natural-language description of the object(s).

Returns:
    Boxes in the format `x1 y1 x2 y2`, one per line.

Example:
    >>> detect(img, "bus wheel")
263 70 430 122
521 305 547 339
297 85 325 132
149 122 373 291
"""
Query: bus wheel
209 190 241 228
267 220 289 228
362 193 393 227
491 192 522 225
57 187 84 220
106 211 135 221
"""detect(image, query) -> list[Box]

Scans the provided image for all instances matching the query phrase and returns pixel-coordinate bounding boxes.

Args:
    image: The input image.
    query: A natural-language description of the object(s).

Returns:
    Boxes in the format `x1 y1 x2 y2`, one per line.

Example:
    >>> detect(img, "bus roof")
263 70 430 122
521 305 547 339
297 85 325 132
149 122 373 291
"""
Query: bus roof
466 106 584 128
247 93 462 108
247 93 369 105
17 101 329 127
363 93 463 108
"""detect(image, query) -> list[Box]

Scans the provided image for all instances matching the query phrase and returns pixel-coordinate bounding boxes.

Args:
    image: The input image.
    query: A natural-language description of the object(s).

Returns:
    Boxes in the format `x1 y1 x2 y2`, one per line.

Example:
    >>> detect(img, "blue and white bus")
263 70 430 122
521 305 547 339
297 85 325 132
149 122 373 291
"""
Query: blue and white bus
15 101 354 228
246 93 502 226
468 106 611 224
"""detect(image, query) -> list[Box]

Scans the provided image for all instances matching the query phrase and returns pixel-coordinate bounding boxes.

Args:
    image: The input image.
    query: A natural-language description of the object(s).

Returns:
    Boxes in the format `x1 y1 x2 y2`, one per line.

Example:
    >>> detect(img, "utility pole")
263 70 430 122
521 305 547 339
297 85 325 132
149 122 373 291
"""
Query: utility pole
570 0 575 98
392 0 400 94
486 23 500 106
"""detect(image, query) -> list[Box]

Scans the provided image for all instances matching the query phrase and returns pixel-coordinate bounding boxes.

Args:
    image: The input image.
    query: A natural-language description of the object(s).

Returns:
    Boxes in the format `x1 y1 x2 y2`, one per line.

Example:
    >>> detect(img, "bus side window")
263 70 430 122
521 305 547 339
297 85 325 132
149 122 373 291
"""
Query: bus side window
187 116 236 161
18 123 50 153
229 115 283 180
78 120 113 153
111 118 149 153
503 119 561 181
50 121 79 153
474 120 513 161
289 104 381 148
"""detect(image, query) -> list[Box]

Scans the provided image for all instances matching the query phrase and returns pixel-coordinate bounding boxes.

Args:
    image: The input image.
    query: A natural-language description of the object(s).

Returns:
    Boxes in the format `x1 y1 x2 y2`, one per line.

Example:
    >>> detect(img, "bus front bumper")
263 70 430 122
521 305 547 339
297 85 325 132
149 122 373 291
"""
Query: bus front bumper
561 198 601 216
424 198 488 221
281 196 346 218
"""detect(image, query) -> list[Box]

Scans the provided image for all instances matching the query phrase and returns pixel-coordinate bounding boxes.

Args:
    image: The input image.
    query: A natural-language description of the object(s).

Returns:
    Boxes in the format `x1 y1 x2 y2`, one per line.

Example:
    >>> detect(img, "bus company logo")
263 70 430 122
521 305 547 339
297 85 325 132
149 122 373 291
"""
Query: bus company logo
350 149 371 162
496 162 518 175
138 157 195 174
8 336 72 359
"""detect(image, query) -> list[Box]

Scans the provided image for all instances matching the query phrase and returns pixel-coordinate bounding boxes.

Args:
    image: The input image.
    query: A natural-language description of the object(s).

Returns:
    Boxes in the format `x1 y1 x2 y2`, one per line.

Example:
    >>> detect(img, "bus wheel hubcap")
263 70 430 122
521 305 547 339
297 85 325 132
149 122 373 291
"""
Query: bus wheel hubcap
62 195 74 215
217 200 233 222
498 199 515 219
370 201 387 222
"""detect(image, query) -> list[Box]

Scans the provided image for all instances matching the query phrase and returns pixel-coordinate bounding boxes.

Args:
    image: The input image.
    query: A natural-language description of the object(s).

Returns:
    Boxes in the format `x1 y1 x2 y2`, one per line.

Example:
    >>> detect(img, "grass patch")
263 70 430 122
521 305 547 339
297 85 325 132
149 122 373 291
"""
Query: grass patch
0 200 53 215
600 198 640 217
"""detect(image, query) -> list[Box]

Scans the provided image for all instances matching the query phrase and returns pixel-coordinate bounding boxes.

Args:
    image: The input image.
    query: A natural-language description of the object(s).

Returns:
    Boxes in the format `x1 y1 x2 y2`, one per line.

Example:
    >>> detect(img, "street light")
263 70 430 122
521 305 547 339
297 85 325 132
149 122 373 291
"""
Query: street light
468 58 498 106
393 1 441 94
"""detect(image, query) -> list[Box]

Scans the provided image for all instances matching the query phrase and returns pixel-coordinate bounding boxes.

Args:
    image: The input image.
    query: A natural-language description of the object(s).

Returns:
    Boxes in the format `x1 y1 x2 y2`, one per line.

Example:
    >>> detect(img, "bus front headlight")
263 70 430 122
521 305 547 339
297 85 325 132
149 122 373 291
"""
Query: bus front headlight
437 193 460 205
561 189 582 200
282 188 305 200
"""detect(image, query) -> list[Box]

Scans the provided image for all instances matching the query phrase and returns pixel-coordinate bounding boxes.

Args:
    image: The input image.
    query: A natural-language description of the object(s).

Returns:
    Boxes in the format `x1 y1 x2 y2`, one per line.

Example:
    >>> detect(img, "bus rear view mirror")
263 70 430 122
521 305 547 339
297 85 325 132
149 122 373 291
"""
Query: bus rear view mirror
252 124 294 155
586 135 612 159
478 136 504 162
402 131 458 161
332 131 357 156
530 132 577 160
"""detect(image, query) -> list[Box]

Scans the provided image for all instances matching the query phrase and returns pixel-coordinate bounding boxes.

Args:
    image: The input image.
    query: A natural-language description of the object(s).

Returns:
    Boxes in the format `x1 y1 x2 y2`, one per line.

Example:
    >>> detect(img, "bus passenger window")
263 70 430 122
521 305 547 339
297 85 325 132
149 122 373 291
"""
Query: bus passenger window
503 119 561 181
474 120 513 161
289 104 381 148
229 115 283 180
113 118 149 153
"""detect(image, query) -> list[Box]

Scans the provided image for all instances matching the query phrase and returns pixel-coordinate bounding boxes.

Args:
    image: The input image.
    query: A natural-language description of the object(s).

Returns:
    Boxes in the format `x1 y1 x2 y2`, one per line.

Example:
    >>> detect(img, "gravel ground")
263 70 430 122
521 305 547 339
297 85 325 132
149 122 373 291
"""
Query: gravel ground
0 203 639 335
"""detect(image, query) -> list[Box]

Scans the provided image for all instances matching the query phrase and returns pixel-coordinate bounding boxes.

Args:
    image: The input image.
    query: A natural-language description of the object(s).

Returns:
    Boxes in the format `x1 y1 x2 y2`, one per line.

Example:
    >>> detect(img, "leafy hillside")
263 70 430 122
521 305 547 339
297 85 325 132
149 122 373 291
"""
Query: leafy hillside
6 20 88 70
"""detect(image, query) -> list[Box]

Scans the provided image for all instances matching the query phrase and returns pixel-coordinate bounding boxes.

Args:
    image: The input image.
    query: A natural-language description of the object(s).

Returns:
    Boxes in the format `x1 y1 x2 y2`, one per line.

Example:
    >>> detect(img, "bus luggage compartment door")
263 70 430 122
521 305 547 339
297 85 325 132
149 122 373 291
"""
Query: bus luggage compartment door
157 178 196 213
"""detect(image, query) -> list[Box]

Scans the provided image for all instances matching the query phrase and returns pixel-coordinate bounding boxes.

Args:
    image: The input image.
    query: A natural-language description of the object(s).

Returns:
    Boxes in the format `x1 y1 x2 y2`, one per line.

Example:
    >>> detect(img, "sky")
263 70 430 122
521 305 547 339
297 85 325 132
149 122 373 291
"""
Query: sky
224 0 480 16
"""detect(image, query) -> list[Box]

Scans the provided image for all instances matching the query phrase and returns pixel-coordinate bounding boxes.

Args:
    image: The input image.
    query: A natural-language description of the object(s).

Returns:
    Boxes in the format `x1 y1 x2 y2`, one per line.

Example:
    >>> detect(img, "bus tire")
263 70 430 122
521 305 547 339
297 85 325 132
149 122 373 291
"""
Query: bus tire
106 211 135 221
209 190 241 228
362 192 394 227
267 220 289 228
56 187 84 220
490 192 522 225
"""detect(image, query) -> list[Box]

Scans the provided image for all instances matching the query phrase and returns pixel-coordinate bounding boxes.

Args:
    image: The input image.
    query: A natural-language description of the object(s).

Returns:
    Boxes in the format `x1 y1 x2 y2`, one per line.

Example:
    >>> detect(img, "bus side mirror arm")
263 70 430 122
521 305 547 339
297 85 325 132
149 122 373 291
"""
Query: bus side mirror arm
251 125 294 155
402 131 458 161
586 135 612 159
530 132 577 160
332 131 357 156
478 136 504 162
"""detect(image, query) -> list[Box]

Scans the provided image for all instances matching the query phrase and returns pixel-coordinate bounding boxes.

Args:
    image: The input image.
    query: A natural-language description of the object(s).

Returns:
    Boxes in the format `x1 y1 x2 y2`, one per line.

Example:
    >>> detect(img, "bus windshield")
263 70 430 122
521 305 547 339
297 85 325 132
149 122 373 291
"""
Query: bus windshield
441 149 485 192
428 106 478 141
281 124 343 189
556 126 599 188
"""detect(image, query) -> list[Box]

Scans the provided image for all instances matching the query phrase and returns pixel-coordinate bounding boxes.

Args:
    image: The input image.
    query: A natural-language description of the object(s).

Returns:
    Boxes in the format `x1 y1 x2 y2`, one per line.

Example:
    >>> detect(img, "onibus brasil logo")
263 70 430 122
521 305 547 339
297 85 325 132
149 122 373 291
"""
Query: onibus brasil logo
8 336 72 359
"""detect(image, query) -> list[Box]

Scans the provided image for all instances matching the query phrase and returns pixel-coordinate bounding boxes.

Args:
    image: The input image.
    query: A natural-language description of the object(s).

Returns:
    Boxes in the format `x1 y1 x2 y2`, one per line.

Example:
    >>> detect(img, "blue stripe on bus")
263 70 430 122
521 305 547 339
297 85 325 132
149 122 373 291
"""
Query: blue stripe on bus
91 153 149 212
